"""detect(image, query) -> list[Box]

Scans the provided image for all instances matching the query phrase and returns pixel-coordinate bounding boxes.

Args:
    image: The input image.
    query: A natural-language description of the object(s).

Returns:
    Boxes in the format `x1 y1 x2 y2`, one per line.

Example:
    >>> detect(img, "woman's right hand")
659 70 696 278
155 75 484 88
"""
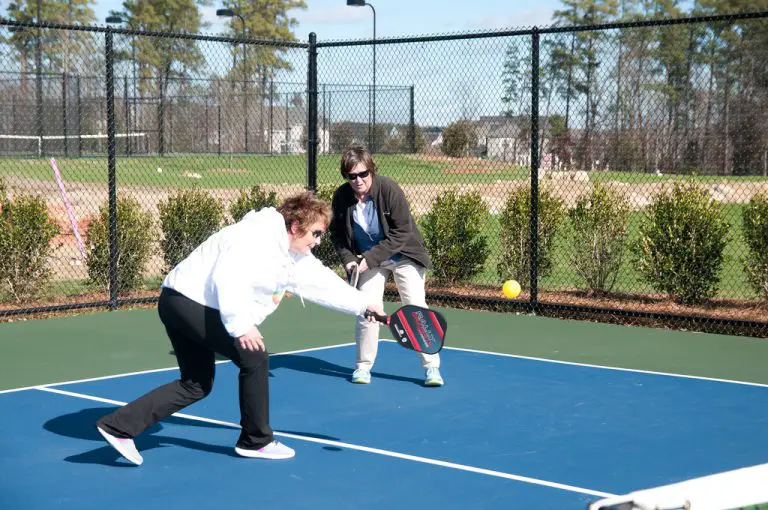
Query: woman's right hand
365 304 386 322
237 326 265 352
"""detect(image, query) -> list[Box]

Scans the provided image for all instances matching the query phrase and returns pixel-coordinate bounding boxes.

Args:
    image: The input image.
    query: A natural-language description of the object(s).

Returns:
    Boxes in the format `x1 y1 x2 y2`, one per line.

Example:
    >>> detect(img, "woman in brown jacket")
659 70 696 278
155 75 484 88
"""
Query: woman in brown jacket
331 146 443 387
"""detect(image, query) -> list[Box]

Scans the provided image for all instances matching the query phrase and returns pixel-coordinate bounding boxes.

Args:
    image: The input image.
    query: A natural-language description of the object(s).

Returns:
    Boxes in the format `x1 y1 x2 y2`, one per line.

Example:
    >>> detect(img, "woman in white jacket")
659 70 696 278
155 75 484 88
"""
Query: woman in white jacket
96 192 384 465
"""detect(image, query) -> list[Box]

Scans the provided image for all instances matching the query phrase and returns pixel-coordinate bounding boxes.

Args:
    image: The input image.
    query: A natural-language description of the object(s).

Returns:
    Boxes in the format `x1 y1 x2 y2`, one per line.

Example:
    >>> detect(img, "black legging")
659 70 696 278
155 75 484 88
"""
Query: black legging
97 287 273 449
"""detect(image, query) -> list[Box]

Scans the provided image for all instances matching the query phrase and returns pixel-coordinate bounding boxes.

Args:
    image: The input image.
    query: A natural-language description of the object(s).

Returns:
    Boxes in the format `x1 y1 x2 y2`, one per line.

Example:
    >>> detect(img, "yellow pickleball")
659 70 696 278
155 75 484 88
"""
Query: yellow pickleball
502 280 521 299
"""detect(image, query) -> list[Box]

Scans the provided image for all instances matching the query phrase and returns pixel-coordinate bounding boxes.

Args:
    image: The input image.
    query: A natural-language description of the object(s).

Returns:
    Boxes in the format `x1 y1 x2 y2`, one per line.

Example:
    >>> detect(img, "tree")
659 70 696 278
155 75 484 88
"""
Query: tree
501 38 532 118
215 1 306 151
553 0 618 171
442 121 477 158
698 0 768 175
118 0 209 153
501 36 565 163
6 0 98 83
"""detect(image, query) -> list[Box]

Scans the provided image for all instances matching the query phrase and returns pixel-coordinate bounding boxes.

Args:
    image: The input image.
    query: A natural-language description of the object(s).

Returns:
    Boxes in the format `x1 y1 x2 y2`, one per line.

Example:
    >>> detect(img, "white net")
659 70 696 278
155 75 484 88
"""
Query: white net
589 463 768 510
0 133 147 156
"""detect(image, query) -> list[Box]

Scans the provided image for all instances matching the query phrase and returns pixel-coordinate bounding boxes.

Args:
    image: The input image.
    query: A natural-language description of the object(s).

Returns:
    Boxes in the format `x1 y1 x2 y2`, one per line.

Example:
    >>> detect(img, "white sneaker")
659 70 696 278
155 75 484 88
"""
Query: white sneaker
425 367 444 387
351 368 371 384
97 426 143 466
235 441 295 460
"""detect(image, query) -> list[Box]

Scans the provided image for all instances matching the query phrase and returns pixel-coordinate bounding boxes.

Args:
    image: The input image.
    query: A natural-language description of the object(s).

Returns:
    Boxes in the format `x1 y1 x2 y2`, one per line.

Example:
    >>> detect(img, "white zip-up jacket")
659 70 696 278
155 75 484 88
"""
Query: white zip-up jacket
162 207 369 338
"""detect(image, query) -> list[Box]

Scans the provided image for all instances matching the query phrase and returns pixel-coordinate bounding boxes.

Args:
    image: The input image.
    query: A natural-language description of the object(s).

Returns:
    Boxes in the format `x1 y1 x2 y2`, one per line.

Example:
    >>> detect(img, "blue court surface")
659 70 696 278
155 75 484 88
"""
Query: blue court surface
2 342 767 509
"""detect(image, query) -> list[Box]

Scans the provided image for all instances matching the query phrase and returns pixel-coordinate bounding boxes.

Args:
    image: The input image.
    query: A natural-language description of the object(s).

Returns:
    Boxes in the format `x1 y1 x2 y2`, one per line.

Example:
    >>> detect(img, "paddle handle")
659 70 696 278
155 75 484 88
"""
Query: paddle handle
364 310 389 325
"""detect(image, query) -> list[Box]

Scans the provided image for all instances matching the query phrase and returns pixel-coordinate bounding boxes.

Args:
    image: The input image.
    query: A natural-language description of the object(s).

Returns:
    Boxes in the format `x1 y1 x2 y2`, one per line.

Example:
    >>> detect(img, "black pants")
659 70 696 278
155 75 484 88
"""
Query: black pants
97 287 273 449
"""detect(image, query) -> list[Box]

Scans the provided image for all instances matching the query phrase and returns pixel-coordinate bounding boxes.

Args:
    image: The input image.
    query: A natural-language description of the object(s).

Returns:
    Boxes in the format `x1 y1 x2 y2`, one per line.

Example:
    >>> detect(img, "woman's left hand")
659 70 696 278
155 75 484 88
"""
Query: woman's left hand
358 258 369 273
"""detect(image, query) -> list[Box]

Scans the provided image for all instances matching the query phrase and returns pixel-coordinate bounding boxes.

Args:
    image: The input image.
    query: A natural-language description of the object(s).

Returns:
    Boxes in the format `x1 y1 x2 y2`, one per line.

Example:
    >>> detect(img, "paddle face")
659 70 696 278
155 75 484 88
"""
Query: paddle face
387 305 447 355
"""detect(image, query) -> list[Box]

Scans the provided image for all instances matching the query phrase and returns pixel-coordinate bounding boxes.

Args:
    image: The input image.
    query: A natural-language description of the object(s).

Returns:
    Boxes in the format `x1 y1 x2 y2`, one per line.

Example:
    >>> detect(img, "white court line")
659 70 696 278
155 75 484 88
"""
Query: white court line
0 343 354 395
445 346 768 389
36 385 616 499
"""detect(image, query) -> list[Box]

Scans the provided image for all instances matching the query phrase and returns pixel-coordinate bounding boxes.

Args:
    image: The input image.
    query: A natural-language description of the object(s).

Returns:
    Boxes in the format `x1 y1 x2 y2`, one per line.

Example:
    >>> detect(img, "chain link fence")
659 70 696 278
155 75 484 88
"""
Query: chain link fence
1 13 767 337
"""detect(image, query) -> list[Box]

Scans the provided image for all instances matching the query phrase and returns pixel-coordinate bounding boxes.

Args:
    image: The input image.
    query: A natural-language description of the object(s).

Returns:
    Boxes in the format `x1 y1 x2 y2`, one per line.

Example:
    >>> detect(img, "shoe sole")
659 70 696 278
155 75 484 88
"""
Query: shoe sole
425 379 444 387
234 446 295 460
351 378 371 384
97 426 143 466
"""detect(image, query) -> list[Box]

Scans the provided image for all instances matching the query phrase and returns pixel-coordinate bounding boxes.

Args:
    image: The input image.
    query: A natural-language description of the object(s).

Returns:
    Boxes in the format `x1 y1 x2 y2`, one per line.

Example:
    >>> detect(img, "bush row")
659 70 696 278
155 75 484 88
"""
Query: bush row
0 183 278 302
418 181 767 305
1 179 767 305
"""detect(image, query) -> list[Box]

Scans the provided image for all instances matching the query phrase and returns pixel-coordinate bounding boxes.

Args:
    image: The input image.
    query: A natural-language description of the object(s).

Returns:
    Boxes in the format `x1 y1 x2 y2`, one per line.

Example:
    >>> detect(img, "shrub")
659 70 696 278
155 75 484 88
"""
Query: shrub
634 181 729 304
0 183 60 303
312 184 341 269
742 192 768 300
159 188 224 271
229 185 278 223
384 125 427 153
497 186 564 289
86 196 154 293
566 184 630 295
420 190 490 285
441 121 477 158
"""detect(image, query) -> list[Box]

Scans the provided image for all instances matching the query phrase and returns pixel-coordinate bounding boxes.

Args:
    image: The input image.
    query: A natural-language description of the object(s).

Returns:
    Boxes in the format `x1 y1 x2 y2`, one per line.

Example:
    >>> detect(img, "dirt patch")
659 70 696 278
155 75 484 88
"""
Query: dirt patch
402 181 526 214
407 153 501 168
210 168 249 174
400 179 768 215
441 167 497 174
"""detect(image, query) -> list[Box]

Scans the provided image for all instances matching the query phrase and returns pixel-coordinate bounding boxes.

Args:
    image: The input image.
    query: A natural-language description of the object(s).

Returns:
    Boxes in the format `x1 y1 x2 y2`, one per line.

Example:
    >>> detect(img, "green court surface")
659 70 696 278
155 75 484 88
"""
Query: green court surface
2 298 768 391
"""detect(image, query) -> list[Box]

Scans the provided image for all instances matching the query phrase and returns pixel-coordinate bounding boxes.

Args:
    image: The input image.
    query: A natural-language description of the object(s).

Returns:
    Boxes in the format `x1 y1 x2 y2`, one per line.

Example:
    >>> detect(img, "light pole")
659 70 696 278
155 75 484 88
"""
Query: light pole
106 14 137 154
346 0 376 152
217 7 249 153
36 0 43 156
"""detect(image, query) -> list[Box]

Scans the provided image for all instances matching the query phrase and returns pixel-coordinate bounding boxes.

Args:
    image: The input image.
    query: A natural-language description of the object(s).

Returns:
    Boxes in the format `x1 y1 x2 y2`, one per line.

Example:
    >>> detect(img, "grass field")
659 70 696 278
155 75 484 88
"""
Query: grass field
2 153 767 189
0 153 526 187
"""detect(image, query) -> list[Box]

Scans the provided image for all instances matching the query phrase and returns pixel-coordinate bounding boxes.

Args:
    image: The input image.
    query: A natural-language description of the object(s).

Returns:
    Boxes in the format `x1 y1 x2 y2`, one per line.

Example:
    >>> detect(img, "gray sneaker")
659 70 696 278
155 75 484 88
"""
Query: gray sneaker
97 426 143 466
235 441 295 460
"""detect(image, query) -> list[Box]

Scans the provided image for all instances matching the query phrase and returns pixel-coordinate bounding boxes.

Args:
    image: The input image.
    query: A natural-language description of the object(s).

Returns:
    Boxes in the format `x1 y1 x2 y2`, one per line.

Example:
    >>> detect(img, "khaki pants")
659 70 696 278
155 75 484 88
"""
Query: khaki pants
355 257 440 371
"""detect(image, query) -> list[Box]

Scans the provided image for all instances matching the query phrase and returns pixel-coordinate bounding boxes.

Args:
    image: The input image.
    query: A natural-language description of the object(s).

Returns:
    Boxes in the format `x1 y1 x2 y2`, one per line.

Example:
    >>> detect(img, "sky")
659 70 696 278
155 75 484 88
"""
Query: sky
91 0 562 41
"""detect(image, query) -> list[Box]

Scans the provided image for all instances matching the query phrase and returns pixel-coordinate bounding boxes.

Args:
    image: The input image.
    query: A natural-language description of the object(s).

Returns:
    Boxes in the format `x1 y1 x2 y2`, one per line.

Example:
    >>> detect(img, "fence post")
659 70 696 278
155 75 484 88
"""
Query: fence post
328 91 331 152
36 22 44 157
124 75 129 155
529 27 540 311
76 75 82 157
159 73 165 156
306 32 318 191
106 29 119 310
269 79 274 155
169 96 173 153
322 84 326 154
205 96 210 153
217 100 222 156
62 72 68 156
368 85 372 152
409 85 416 153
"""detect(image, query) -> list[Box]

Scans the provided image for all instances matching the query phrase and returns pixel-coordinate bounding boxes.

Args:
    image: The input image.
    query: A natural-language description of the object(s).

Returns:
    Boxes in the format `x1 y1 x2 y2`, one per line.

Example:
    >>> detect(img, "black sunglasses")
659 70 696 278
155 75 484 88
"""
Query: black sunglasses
346 170 370 181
